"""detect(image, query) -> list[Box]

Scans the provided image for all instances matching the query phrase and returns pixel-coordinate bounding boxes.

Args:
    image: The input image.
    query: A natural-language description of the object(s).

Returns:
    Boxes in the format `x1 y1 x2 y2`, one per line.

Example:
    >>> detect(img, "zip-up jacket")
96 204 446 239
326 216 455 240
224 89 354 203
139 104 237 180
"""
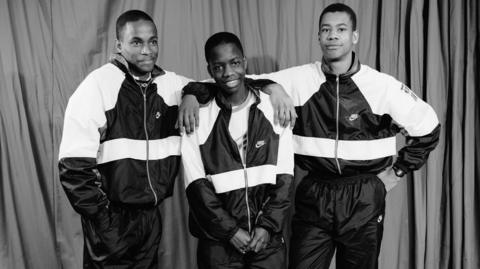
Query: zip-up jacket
185 53 440 177
58 54 190 217
181 82 294 242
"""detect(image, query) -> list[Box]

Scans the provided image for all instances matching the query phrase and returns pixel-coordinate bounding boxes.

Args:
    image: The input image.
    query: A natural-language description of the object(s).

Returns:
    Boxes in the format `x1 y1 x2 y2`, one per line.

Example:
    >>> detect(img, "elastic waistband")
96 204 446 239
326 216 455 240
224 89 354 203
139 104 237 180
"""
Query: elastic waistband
306 173 378 185
110 201 157 211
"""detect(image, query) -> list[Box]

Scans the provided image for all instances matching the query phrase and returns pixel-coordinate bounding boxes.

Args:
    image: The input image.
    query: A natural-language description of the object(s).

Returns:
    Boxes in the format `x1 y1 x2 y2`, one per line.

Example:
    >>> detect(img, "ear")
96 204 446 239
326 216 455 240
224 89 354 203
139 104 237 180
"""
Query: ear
115 39 122 53
352 30 359 45
207 64 213 77
243 57 247 70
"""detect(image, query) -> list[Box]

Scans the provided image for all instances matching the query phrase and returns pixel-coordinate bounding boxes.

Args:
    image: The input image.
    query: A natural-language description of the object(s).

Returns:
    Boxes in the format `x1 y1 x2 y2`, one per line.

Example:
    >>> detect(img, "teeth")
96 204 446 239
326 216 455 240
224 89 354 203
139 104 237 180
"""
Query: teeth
226 80 238 86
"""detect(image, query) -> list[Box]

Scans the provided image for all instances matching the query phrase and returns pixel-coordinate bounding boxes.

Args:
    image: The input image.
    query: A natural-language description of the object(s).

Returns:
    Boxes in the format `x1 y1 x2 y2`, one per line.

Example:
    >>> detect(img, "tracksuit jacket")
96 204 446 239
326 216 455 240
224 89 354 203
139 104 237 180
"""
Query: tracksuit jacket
246 52 441 177
58 54 188 222
181 82 294 242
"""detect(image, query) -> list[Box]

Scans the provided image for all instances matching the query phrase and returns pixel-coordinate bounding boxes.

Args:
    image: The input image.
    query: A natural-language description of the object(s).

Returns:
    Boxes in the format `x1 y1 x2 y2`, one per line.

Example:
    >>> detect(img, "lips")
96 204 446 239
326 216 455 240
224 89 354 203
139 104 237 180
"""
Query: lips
140 60 154 65
326 44 341 50
224 79 240 87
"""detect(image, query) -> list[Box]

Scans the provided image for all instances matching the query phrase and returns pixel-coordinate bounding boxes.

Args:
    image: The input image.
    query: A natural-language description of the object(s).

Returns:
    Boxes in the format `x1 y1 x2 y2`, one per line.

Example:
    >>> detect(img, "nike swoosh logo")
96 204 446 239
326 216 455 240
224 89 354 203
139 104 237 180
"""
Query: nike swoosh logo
255 141 265 148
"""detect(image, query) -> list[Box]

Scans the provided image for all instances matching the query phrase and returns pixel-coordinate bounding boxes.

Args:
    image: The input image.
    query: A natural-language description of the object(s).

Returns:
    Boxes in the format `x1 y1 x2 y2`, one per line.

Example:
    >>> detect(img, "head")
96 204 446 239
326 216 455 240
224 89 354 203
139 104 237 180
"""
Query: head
318 3 358 62
115 10 158 76
204 32 247 100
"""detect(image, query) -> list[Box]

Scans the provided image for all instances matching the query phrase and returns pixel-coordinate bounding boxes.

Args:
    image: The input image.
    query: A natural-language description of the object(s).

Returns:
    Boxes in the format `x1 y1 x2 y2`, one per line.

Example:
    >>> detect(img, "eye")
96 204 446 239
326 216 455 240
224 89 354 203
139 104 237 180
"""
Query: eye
132 40 141 46
212 65 223 72
321 28 330 33
150 40 158 45
231 60 242 67
338 28 347 32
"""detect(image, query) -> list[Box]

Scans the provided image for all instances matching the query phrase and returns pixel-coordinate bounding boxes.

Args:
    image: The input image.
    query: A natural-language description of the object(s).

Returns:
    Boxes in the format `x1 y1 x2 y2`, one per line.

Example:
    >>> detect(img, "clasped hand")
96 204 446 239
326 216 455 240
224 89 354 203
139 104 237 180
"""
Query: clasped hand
229 227 270 254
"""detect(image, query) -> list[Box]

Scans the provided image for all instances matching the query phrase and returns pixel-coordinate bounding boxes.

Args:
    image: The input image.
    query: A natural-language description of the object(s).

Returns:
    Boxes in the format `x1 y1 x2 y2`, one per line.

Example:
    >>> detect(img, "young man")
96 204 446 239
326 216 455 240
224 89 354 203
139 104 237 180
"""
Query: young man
58 10 190 268
181 32 294 269
183 3 441 269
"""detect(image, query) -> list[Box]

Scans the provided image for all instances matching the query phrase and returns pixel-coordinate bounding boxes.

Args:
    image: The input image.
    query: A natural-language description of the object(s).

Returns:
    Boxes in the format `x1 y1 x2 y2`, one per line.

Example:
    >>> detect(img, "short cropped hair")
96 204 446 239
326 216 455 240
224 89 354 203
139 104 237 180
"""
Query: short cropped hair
204 32 244 62
319 3 357 31
116 10 154 39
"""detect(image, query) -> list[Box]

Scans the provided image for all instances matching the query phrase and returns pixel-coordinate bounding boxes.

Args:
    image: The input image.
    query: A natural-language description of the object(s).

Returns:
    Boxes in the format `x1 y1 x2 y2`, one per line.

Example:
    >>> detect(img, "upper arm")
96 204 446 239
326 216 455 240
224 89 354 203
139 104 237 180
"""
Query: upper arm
59 74 106 160
181 132 207 188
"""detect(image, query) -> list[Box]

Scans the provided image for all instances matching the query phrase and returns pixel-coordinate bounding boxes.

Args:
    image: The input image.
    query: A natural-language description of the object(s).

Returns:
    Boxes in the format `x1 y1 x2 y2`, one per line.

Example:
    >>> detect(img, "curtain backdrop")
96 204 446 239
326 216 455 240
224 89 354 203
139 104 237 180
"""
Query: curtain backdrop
0 0 478 268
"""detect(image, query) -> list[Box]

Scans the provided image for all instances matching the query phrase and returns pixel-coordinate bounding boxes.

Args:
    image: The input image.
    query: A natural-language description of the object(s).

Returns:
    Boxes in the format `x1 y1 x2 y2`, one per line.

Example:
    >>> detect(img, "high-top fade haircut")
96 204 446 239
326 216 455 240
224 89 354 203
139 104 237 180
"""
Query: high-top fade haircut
116 10 154 40
204 32 244 62
319 3 357 31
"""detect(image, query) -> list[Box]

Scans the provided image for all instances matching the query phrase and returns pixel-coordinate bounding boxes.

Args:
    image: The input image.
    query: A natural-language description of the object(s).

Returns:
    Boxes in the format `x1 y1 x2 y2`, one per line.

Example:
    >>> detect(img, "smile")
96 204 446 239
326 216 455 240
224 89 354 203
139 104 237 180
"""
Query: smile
224 79 239 87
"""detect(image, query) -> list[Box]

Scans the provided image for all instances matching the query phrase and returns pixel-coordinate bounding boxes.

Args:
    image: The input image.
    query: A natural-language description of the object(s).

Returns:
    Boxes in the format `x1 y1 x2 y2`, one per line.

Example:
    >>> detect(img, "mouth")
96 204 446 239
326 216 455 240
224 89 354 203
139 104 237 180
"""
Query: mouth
141 60 154 64
325 44 341 50
223 79 240 87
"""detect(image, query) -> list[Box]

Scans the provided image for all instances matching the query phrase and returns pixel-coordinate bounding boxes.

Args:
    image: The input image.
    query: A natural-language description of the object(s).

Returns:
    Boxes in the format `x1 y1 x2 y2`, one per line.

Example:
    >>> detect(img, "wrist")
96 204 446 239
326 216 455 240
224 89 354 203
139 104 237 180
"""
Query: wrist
392 165 406 177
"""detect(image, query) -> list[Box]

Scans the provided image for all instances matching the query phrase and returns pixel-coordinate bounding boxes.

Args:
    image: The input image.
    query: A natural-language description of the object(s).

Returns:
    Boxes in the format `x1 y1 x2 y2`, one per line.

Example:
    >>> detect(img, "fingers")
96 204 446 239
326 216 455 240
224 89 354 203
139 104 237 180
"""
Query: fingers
289 107 297 129
194 106 200 129
275 104 297 128
185 114 196 134
176 111 184 134
248 235 260 250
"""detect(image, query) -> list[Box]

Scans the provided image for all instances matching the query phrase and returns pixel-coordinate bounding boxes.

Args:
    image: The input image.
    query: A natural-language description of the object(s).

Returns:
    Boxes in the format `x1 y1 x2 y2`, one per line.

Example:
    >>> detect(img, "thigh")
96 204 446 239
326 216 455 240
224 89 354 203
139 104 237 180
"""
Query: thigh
248 234 286 269
335 175 385 269
335 213 383 269
82 206 161 268
289 220 335 269
197 239 244 269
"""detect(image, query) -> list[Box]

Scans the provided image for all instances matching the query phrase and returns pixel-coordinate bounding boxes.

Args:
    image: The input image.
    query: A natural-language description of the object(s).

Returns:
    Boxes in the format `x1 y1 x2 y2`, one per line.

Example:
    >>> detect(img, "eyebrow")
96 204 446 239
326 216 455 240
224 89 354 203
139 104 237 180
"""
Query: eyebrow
320 23 349 27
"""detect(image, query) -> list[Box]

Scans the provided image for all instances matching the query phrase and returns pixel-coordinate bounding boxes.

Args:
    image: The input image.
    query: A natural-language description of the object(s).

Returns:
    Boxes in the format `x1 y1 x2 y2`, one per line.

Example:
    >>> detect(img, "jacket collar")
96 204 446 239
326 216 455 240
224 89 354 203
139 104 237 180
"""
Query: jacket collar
321 51 360 78
214 80 261 110
109 53 165 79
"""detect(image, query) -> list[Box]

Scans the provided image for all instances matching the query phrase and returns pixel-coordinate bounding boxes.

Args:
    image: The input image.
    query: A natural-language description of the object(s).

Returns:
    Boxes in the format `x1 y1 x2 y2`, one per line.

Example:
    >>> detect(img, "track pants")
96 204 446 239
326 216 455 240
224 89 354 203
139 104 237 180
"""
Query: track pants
82 205 162 269
197 234 286 269
289 174 386 269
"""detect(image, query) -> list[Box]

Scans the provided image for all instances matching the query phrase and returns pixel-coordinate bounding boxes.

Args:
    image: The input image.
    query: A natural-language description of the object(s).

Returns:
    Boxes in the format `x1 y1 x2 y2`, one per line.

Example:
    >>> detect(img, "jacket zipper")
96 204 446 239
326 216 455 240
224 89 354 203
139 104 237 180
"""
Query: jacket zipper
242 136 252 234
140 82 158 206
334 76 342 175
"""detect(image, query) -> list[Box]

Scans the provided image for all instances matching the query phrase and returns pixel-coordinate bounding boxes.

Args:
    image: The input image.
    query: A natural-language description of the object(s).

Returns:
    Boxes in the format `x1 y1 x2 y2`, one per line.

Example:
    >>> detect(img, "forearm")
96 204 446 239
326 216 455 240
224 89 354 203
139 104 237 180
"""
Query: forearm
59 157 109 217
255 174 294 233
394 124 441 173
186 179 239 241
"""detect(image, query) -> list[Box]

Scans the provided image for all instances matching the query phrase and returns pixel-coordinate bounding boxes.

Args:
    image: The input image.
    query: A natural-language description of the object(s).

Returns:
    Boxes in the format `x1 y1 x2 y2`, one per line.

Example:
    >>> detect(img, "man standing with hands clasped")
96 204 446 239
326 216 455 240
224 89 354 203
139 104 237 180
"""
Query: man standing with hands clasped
181 32 294 269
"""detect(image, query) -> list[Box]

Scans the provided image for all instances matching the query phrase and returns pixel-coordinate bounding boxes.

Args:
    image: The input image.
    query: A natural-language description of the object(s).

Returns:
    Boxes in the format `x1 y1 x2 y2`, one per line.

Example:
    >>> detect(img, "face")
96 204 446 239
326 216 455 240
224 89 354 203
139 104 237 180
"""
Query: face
116 19 158 76
318 12 358 62
207 43 247 97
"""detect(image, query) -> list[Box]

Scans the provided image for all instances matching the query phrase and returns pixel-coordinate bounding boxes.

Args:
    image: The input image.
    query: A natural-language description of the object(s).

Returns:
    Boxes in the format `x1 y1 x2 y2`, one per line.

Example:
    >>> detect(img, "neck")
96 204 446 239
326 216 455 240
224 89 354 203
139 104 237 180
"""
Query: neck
133 72 151 81
225 83 248 106
323 52 354 75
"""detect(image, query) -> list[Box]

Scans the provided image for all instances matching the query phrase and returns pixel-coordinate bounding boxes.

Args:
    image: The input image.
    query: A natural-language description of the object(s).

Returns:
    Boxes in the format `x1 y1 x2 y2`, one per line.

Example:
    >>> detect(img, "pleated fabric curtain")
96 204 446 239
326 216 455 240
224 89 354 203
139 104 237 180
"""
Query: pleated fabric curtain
0 0 478 268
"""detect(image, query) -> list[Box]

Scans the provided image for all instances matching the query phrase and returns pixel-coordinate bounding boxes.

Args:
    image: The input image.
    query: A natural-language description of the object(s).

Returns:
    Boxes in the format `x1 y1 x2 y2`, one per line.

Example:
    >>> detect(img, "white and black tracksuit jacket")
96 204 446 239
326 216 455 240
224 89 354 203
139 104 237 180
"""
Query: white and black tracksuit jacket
58 55 190 217
181 84 294 242
250 53 441 177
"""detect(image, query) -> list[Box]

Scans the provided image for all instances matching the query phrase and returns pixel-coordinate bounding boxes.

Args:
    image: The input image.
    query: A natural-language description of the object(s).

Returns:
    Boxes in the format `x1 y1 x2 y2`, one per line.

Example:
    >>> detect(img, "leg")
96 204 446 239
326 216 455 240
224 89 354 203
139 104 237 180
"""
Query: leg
289 219 335 269
289 177 336 269
82 206 162 269
247 234 287 269
197 239 245 269
335 175 386 269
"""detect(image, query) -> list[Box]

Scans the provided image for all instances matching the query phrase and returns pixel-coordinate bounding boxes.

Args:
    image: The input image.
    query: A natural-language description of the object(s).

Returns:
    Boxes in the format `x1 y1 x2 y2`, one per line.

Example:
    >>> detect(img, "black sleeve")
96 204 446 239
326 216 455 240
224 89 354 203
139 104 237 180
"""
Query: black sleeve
59 157 109 217
186 179 239 241
182 79 277 105
244 78 277 91
394 124 441 173
255 173 294 234
182 82 218 105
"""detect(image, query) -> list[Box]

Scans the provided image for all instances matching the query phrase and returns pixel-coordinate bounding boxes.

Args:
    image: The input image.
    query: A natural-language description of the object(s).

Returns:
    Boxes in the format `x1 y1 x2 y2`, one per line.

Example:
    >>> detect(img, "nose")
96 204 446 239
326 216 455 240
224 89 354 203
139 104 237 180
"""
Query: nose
141 45 151 55
327 31 338 40
222 64 234 78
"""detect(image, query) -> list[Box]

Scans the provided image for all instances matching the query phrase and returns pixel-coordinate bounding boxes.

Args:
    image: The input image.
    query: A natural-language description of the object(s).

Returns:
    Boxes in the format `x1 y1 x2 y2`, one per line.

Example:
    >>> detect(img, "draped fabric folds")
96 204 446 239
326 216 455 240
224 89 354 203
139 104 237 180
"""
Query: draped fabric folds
0 0 478 268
